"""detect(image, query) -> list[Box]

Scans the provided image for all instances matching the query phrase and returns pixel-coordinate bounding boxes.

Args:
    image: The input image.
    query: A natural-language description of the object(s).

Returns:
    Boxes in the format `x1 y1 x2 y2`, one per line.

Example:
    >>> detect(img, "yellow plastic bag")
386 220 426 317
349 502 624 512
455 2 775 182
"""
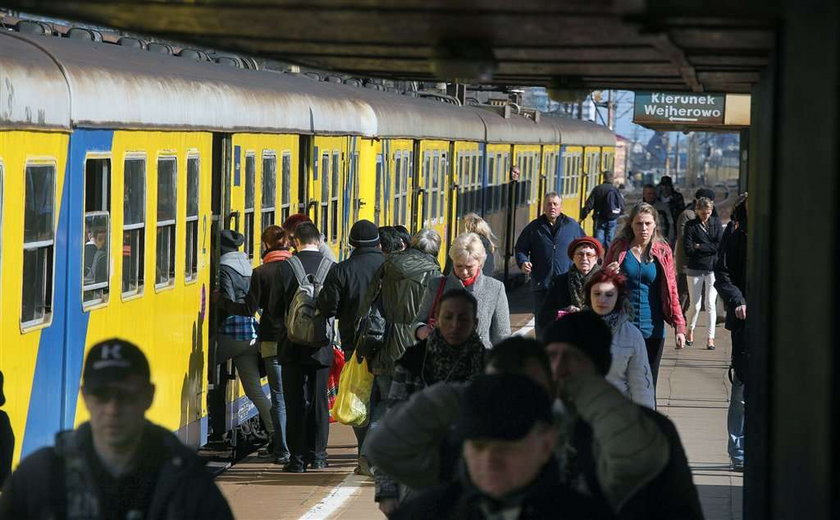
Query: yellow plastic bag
330 356 375 427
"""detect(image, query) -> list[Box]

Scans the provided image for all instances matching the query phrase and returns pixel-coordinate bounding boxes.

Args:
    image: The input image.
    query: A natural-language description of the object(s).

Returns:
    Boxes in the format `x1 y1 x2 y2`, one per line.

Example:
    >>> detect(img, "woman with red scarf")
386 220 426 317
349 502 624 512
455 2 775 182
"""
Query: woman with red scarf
413 233 510 350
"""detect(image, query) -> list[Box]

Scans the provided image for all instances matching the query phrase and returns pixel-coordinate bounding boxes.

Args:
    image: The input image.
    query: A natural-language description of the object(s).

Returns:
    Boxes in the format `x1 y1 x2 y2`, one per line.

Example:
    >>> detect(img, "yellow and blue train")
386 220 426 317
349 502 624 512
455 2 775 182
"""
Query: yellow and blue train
0 29 615 466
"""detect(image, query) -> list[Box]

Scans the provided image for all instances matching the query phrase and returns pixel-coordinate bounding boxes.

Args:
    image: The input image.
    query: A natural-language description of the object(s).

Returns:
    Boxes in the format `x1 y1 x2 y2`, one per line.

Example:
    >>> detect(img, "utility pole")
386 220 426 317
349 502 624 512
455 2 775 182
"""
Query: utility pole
664 133 671 176
607 90 615 131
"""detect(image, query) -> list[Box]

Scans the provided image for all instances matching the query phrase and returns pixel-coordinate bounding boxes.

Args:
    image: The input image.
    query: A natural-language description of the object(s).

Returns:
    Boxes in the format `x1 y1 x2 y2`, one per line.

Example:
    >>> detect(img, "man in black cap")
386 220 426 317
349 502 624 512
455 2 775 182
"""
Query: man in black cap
0 339 233 519
317 219 384 475
392 374 606 519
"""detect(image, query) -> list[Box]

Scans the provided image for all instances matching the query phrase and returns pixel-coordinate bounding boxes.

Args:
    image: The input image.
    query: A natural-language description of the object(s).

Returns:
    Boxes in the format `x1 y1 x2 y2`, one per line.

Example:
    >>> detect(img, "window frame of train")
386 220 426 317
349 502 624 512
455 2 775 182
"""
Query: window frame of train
185 154 200 283
122 155 146 300
154 155 177 290
393 151 410 225
320 152 330 240
21 161 57 330
261 151 277 231
82 156 112 308
281 152 292 224
471 153 480 214
423 152 432 225
331 151 340 243
375 154 383 225
243 152 256 259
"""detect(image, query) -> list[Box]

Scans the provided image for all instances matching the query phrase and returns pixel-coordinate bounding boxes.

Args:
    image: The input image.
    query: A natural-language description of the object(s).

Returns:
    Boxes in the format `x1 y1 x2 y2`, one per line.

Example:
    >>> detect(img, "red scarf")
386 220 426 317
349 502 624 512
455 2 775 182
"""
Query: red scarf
263 249 291 264
462 272 480 287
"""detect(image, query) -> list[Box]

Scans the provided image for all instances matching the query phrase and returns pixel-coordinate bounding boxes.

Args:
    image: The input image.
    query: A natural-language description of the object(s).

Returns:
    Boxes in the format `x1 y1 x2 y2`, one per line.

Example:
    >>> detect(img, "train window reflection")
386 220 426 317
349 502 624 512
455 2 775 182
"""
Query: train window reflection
83 158 111 306
281 153 292 224
122 157 145 297
185 155 199 282
262 152 276 230
244 153 256 259
22 163 56 327
155 157 177 288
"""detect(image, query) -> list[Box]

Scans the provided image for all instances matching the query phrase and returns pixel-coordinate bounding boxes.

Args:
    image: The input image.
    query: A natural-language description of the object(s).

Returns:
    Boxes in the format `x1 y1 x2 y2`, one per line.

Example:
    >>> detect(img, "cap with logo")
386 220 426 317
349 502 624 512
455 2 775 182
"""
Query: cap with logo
82 338 151 391
454 373 553 442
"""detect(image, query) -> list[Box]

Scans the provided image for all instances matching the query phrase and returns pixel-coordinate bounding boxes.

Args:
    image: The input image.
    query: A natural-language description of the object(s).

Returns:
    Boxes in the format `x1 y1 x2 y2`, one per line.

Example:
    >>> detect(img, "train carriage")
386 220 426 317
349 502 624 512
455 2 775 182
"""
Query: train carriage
0 28 616 468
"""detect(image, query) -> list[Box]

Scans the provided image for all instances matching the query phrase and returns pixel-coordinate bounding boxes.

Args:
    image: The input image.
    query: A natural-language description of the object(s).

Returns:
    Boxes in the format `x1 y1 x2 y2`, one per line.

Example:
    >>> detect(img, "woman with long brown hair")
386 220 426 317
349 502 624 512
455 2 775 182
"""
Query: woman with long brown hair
605 203 685 388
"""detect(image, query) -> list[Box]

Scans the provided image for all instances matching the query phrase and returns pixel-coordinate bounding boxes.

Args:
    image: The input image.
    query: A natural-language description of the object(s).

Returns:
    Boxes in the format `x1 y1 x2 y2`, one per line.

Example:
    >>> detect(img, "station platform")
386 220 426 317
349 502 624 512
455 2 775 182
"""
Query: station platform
217 285 742 519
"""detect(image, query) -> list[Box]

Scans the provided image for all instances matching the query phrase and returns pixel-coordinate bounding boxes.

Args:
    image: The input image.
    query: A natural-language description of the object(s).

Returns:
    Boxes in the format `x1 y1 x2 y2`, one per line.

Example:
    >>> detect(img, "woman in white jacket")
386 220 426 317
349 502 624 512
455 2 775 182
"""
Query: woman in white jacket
585 269 656 408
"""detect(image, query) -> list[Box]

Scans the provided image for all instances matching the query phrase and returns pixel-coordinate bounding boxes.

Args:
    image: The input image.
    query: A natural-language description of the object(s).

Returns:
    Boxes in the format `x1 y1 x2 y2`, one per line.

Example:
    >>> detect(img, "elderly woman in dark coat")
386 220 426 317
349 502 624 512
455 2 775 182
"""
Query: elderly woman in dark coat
538 236 603 333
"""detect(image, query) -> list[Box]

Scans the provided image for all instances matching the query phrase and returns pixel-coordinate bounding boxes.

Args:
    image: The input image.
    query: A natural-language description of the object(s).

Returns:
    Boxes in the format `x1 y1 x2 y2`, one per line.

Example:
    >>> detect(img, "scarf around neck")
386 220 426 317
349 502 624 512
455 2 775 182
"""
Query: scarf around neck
567 264 601 308
262 248 291 264
424 328 485 385
461 272 480 287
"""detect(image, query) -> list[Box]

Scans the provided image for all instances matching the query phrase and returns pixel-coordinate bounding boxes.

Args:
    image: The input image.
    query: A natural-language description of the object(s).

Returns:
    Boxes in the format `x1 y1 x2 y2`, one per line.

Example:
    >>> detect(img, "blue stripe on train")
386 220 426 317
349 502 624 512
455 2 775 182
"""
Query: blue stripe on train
21 129 114 457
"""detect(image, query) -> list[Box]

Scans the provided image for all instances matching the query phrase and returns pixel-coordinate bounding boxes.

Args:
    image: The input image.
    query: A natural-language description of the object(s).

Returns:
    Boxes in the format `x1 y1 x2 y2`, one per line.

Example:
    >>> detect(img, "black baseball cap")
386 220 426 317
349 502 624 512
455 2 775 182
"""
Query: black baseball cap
454 374 553 442
82 339 151 391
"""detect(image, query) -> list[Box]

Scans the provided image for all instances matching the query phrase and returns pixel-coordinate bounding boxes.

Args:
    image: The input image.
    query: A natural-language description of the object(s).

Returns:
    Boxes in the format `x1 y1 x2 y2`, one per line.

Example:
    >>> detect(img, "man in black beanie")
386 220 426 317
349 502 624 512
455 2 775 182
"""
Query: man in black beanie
317 219 384 475
544 311 703 519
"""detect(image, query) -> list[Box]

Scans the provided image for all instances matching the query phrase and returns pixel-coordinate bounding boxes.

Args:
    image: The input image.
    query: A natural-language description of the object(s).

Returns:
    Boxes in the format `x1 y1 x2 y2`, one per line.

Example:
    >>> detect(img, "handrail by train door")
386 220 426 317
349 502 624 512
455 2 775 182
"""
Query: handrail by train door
412 187 426 233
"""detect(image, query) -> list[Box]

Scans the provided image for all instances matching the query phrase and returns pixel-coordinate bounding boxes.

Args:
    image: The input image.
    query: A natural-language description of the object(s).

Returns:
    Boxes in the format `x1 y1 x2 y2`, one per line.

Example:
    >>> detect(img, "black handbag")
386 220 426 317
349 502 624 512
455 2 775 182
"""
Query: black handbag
354 273 388 359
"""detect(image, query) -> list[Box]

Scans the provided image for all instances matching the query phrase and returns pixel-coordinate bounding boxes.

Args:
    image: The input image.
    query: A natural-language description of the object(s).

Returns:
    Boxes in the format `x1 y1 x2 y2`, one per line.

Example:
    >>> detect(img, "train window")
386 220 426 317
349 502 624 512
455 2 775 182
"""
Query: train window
331 152 339 242
423 153 431 225
486 155 495 215
185 155 200 282
122 158 145 297
496 154 504 212
375 155 382 225
472 154 480 214
281 153 292 223
262 153 277 230
393 154 402 224
440 152 447 219
243 153 256 259
83 158 111 306
431 153 440 223
320 153 329 239
22 163 55 327
155 157 177 288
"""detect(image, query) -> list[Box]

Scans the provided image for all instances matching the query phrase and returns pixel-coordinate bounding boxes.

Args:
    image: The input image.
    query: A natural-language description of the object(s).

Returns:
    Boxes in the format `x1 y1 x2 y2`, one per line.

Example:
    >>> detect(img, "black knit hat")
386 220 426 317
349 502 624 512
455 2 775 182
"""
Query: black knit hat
694 188 715 201
455 374 553 441
220 229 245 254
349 220 380 247
543 310 613 376
83 339 151 391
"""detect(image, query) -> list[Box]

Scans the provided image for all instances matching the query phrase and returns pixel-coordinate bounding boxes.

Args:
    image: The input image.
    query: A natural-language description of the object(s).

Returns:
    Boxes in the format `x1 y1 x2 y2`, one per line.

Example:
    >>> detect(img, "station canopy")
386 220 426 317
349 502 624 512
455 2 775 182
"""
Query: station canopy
3 0 775 93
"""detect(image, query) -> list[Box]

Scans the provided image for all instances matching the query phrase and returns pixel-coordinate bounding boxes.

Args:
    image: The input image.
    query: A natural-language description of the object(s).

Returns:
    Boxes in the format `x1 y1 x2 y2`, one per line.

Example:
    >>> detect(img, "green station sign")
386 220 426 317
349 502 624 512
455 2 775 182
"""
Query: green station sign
633 91 726 125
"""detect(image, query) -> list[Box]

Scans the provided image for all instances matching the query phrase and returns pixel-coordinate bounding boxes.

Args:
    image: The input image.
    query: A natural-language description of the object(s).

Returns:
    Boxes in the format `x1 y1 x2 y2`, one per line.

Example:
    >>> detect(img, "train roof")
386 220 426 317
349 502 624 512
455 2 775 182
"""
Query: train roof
0 31 615 147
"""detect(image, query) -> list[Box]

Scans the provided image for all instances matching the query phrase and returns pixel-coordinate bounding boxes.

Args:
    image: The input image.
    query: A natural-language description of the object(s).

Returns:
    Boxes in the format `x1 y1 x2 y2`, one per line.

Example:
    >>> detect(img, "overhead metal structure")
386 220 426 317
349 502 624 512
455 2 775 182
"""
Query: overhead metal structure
0 0 774 94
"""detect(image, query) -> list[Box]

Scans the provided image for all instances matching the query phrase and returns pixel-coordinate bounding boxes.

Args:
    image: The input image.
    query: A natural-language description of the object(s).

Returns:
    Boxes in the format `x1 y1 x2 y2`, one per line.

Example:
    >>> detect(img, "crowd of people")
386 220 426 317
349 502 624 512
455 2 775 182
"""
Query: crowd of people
0 171 749 518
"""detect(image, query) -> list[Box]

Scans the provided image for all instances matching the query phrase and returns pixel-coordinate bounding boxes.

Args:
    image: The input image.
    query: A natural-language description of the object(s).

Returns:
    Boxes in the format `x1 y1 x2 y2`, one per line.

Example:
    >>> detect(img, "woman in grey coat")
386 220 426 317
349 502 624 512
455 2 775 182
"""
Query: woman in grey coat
414 233 510 349
585 269 656 408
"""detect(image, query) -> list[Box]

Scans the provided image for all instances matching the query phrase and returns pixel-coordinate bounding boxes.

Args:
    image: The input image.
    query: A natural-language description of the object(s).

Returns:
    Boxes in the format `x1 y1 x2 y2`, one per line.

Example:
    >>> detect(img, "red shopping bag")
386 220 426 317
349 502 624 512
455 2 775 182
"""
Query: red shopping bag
328 346 346 423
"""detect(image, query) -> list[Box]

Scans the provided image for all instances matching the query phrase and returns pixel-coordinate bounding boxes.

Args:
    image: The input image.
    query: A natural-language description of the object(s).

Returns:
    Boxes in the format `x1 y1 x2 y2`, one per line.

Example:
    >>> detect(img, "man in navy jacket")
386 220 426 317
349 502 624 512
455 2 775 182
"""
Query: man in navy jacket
515 192 585 337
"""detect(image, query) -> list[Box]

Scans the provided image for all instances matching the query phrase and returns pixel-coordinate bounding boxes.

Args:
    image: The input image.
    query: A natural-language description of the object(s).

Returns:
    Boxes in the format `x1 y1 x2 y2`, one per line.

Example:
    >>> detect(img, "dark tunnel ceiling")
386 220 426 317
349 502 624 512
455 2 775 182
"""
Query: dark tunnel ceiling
2 0 776 93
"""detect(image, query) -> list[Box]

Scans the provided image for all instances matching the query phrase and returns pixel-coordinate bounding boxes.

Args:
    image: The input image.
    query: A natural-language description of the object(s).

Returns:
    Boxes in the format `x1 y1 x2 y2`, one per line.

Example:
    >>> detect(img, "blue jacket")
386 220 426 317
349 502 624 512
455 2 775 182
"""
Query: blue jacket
515 214 585 289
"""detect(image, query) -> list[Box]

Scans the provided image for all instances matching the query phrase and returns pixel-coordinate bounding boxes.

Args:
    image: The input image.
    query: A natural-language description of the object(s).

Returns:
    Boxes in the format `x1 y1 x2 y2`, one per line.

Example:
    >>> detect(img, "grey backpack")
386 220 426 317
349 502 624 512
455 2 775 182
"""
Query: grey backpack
285 255 334 347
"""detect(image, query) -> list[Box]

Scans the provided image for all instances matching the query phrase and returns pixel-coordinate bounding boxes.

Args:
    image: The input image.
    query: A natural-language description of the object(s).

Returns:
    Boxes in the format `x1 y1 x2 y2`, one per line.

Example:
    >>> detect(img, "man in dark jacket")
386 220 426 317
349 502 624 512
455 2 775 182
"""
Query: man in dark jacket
317 219 384 473
276 222 335 472
657 175 687 228
0 339 233 520
392 374 608 520
580 170 625 248
221 225 292 463
714 193 748 471
514 192 585 337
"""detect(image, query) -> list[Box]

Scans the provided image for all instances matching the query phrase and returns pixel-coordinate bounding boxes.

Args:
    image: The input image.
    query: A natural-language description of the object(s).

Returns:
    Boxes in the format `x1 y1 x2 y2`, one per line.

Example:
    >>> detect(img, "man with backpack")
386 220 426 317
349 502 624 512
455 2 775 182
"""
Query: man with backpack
317 220 384 475
275 222 335 473
580 170 625 248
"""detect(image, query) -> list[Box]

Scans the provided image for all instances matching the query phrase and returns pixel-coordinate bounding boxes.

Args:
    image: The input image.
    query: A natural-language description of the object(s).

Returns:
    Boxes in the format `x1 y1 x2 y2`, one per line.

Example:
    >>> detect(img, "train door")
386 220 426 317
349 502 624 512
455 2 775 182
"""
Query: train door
340 136 359 259
310 136 348 258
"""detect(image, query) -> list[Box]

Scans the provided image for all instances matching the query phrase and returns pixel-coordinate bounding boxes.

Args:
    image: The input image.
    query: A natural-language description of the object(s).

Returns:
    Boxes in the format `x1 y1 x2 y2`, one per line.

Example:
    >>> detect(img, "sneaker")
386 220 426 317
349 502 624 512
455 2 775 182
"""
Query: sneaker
257 442 274 458
308 460 329 470
282 461 306 473
274 454 291 465
730 459 744 472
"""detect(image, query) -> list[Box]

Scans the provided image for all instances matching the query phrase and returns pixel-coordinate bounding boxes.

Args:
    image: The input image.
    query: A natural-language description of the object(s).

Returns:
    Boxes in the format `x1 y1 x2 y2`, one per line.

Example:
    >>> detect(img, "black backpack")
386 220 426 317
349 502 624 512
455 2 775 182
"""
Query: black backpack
354 270 388 358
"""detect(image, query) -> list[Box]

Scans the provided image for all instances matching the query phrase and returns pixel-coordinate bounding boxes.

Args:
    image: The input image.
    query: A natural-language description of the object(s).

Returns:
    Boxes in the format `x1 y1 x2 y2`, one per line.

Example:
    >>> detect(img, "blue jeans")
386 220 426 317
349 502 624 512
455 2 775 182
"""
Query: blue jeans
728 373 745 463
594 219 618 249
264 355 290 458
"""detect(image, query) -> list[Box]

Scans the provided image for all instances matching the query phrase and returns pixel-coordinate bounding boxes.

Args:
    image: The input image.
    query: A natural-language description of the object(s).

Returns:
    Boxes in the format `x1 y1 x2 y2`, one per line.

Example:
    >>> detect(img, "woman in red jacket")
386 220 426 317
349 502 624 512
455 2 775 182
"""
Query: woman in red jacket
606 203 686 388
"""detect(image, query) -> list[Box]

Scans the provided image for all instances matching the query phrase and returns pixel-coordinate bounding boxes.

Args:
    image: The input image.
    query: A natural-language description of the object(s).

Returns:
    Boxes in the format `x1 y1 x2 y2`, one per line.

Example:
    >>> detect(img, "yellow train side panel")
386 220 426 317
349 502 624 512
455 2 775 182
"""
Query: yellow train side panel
0 130 70 465
72 131 213 440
